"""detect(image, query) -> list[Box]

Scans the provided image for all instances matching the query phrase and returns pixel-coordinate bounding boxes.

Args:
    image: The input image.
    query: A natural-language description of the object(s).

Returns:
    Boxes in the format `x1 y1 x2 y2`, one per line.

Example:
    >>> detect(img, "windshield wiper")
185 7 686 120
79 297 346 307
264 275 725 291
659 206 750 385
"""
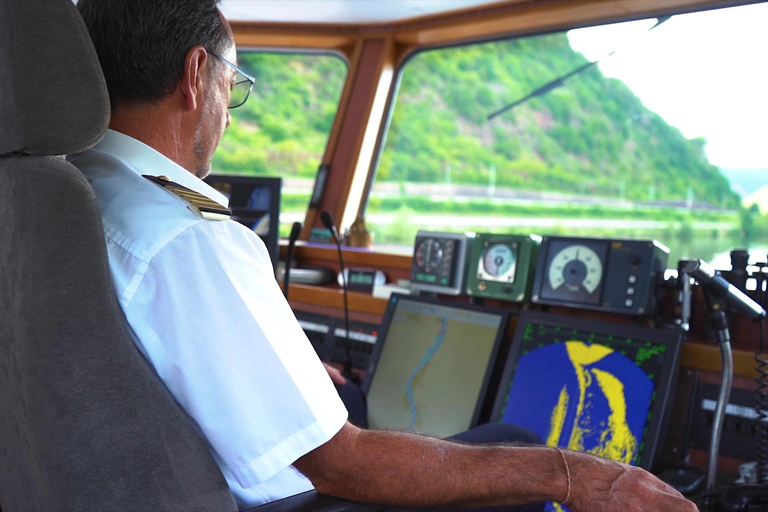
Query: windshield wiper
487 16 670 121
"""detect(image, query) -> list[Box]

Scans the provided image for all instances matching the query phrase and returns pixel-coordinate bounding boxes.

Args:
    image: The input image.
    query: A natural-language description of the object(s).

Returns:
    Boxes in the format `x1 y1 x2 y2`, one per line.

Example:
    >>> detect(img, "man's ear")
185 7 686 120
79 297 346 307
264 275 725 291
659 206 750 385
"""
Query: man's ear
180 46 208 112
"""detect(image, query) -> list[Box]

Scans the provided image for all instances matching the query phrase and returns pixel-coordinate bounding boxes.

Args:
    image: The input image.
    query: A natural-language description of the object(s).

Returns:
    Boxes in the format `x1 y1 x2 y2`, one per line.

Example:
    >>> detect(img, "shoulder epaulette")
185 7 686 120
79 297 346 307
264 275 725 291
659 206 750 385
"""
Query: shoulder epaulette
143 174 231 221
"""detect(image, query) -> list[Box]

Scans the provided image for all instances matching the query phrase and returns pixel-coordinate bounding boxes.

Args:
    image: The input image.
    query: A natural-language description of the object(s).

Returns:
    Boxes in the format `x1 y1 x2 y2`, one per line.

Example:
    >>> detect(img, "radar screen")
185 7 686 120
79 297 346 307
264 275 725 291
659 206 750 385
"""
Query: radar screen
491 313 681 495
466 234 541 302
531 237 669 315
411 231 473 295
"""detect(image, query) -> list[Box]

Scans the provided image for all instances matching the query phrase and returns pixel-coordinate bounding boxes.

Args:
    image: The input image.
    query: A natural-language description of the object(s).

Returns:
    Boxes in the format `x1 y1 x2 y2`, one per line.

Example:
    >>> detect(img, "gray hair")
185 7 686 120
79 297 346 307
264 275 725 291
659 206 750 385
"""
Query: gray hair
78 0 231 111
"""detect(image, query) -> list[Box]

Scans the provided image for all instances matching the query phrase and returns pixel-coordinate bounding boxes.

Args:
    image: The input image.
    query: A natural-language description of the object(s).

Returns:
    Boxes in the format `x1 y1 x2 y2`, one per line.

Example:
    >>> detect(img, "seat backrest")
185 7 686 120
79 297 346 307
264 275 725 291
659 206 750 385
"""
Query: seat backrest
0 1 236 509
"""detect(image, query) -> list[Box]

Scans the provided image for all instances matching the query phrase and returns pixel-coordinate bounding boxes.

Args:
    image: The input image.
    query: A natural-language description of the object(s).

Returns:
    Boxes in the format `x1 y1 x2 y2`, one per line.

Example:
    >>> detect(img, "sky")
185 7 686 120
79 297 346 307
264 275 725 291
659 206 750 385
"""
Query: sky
567 2 768 170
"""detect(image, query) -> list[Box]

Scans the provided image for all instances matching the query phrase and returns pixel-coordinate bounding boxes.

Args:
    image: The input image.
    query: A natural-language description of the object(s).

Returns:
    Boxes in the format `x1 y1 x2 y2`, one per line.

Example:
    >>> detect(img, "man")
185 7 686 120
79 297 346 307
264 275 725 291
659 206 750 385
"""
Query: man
70 1 697 511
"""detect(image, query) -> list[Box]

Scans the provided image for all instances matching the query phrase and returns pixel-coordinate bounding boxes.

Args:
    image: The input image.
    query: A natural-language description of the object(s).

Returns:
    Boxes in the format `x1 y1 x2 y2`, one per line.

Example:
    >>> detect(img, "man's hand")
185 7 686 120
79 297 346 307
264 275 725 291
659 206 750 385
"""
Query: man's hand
322 362 346 386
566 451 698 512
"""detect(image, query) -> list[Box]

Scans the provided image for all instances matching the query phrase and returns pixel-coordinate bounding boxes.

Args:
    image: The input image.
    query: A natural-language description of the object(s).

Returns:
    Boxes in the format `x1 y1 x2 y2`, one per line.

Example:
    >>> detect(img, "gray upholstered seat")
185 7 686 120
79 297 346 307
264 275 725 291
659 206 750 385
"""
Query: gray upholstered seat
0 0 237 509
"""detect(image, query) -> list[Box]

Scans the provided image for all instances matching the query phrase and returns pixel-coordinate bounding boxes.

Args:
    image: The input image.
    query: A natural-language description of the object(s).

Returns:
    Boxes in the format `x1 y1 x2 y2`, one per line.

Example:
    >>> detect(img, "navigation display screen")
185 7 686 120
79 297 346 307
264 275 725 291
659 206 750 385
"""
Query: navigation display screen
491 311 681 472
363 294 509 438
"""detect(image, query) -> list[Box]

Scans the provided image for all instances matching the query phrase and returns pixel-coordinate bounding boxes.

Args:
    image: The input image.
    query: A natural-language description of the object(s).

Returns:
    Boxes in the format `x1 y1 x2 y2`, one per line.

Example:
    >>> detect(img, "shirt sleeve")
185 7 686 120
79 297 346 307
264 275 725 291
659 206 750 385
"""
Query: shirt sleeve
123 220 348 488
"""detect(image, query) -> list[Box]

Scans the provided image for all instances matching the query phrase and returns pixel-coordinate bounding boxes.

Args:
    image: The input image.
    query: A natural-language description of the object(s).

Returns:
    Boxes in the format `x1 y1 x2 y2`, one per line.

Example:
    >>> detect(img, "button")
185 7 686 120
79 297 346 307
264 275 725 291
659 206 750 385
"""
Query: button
628 275 637 284
625 298 634 308
627 287 635 296
501 286 513 294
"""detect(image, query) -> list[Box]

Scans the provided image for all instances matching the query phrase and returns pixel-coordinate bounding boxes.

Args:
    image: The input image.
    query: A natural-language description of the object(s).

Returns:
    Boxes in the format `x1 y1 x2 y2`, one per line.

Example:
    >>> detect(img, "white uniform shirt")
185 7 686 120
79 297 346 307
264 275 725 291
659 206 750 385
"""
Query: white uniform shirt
68 130 348 509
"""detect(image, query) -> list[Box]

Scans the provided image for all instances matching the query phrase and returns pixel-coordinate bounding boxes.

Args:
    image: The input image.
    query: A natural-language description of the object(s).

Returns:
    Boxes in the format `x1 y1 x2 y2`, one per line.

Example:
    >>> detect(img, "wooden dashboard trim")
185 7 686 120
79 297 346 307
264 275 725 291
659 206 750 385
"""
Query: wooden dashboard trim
284 283 390 316
681 343 761 381
281 242 413 271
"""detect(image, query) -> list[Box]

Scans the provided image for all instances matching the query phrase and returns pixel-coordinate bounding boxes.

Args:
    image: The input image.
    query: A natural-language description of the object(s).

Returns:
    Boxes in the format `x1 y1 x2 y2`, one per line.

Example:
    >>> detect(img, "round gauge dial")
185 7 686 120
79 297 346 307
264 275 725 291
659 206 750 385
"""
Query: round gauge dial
481 243 516 280
414 239 444 272
548 244 603 294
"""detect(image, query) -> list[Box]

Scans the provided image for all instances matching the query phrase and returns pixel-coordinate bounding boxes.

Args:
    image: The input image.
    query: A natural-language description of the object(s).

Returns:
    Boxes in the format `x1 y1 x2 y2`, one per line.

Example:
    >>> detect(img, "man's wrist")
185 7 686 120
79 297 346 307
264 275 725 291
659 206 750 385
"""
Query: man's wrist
510 446 573 505
555 447 572 505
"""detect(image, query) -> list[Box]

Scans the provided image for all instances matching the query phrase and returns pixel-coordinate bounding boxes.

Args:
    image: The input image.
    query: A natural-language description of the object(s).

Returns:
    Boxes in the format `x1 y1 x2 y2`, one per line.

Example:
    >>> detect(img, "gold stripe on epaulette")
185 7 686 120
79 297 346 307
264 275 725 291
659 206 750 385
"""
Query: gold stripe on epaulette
143 174 231 220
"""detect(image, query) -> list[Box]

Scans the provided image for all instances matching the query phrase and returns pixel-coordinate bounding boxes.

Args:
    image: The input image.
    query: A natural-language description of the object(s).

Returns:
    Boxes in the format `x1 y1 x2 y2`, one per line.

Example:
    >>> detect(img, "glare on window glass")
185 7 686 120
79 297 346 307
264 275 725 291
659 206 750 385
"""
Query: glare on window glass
368 3 768 267
212 52 347 237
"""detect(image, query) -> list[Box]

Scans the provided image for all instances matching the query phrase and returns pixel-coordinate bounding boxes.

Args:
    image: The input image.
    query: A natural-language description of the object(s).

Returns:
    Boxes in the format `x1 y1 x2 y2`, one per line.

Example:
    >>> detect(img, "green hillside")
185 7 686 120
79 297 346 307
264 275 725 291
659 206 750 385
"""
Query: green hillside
213 53 347 178
213 33 740 209
379 33 739 208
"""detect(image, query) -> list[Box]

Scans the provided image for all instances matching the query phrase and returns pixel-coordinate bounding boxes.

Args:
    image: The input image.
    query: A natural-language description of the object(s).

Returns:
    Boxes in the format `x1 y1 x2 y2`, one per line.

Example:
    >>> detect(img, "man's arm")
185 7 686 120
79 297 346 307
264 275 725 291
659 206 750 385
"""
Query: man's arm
294 422 697 511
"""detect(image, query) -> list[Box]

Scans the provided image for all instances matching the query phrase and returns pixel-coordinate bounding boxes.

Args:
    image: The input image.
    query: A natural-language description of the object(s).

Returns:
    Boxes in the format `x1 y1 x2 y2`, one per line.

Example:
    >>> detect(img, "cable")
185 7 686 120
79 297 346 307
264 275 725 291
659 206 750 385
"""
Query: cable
283 222 302 301
336 241 353 380
320 211 355 381
755 319 768 483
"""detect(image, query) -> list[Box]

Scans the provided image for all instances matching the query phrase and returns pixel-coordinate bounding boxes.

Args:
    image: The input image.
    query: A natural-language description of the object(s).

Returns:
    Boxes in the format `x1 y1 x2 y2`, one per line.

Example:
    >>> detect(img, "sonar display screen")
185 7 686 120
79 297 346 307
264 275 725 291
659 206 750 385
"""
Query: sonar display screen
363 293 509 438
491 312 681 506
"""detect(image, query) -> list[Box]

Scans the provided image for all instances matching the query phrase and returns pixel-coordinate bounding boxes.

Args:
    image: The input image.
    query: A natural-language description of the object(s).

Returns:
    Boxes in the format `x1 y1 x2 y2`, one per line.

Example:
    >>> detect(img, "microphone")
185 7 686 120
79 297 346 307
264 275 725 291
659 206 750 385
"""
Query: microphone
684 259 766 321
320 211 355 381
320 211 339 241
283 222 302 301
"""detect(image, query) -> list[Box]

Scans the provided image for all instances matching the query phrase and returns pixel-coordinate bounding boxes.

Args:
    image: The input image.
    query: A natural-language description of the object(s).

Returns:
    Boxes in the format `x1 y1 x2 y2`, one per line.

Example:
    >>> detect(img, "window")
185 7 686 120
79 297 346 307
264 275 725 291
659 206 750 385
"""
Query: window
211 51 347 237
367 3 768 266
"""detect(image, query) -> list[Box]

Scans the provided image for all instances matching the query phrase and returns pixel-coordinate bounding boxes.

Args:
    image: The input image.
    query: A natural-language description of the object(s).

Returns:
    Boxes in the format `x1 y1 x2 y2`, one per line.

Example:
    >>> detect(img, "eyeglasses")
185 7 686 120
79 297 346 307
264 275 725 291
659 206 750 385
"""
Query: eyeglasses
208 51 255 109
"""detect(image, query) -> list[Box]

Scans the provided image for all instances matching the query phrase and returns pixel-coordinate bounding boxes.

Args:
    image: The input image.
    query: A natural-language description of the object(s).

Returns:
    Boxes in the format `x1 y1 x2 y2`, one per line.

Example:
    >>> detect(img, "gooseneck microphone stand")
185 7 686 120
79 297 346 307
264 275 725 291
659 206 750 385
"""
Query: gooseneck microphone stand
320 211 356 384
702 303 732 509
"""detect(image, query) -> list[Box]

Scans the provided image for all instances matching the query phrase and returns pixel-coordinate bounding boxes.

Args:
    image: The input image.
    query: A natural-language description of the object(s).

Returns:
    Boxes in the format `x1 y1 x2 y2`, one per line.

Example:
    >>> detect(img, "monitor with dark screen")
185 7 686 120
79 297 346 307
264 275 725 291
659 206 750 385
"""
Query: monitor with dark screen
362 293 509 438
204 175 281 268
491 311 681 475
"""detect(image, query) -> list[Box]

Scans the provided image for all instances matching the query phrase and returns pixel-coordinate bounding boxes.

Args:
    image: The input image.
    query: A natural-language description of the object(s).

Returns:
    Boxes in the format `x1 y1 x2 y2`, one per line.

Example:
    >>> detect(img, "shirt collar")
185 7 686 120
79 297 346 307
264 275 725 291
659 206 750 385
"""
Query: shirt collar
93 129 229 208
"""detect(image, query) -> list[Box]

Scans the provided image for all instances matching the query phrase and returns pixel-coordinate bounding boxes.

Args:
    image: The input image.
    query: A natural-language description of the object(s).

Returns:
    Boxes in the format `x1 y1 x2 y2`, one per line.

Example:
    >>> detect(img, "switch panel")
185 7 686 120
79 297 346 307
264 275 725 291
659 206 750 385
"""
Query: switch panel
690 382 762 460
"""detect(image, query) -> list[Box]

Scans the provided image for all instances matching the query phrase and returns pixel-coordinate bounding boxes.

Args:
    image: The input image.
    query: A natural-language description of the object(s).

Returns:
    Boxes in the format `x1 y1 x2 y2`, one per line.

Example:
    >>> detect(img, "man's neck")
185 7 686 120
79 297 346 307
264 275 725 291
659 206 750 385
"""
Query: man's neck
109 102 196 175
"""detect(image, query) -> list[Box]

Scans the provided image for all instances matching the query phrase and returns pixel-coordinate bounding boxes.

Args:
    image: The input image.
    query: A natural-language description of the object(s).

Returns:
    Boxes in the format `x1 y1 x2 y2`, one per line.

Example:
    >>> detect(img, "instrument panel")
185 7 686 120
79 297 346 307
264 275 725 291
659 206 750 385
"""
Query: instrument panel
480 243 516 282
540 238 609 306
411 231 473 295
409 232 668 316
466 233 541 302
531 237 669 315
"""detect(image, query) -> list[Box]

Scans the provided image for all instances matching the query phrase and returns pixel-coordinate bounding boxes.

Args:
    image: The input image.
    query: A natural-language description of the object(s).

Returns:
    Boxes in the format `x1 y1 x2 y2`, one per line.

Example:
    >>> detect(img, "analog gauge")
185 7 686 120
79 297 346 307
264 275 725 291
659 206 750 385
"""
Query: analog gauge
414 240 429 270
414 239 444 272
480 243 517 281
548 244 603 294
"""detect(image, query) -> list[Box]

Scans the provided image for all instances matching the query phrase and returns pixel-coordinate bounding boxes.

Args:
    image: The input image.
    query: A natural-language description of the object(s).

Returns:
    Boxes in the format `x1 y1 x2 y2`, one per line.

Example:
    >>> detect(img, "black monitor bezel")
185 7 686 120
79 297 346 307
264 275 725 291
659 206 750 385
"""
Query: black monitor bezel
489 310 682 470
362 292 510 435
204 174 282 268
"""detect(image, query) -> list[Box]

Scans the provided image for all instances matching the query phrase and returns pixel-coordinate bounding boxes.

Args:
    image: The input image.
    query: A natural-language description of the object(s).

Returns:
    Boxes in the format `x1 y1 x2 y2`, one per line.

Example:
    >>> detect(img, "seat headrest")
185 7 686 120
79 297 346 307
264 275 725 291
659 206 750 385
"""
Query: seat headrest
0 0 109 156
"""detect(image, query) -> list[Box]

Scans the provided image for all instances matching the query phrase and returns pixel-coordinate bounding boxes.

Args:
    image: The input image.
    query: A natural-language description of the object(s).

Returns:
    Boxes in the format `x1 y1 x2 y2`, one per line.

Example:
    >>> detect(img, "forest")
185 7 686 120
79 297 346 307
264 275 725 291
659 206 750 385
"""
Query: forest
213 30 740 210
